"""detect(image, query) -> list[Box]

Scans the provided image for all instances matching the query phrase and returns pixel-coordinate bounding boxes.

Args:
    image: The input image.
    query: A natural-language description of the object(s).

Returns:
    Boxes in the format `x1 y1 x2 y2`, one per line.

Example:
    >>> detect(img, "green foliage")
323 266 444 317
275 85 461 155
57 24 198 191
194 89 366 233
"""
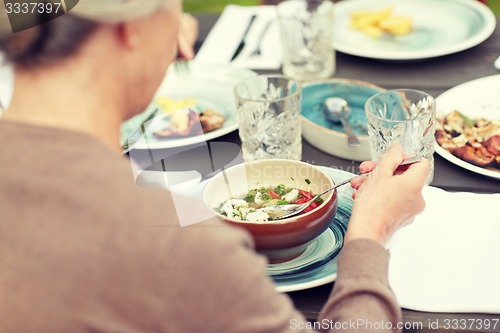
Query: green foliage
489 1 500 15
184 0 500 14
184 0 260 13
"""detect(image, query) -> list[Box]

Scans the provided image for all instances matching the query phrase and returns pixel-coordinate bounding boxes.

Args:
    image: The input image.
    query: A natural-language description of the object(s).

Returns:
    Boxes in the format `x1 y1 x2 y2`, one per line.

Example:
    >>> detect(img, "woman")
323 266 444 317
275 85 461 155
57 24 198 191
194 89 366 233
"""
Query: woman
0 1 430 332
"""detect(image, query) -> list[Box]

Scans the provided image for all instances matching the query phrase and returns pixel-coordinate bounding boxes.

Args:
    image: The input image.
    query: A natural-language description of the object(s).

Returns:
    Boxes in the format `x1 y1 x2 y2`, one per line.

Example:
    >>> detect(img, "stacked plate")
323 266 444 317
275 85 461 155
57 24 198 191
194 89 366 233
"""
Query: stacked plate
270 167 354 293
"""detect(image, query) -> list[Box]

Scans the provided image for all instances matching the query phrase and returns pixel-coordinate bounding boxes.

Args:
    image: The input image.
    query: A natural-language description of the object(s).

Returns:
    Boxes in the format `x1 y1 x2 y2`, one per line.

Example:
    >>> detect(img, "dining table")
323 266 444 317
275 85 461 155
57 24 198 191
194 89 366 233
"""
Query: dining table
133 10 500 333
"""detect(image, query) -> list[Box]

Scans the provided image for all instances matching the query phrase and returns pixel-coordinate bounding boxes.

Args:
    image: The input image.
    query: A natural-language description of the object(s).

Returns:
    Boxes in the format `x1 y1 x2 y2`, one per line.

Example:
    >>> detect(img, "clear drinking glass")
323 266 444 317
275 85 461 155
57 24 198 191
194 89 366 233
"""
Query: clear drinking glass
365 89 436 184
277 0 335 81
234 75 302 162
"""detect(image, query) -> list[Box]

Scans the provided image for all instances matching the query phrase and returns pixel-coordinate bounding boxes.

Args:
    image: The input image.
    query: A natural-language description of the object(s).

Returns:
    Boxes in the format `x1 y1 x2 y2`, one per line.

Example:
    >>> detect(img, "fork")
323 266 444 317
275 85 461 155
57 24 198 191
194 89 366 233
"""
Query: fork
173 60 190 77
250 20 273 57
261 156 422 220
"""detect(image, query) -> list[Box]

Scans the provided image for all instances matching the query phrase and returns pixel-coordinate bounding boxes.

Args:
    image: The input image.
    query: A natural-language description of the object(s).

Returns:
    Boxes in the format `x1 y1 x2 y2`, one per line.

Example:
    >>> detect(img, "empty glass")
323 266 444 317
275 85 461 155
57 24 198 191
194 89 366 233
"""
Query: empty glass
234 75 302 162
277 0 335 81
365 89 436 184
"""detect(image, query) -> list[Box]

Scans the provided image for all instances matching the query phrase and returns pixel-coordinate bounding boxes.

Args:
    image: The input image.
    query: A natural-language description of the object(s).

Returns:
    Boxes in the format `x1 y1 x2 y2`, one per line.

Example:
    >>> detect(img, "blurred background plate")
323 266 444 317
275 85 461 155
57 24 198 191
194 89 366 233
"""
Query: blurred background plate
301 78 384 161
334 0 496 60
121 62 256 150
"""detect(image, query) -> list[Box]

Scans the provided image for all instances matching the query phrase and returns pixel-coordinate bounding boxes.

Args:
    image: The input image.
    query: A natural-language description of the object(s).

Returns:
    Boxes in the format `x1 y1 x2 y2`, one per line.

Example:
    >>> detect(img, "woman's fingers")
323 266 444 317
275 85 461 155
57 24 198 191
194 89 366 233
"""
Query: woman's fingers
359 160 377 174
177 13 198 60
374 144 404 176
350 160 375 192
400 158 431 185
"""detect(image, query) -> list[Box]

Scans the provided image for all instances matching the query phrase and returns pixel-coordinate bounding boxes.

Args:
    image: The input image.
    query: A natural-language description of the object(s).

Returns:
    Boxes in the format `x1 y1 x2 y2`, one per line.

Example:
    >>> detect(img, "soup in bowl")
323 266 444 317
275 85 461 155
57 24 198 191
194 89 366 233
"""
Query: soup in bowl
202 159 338 263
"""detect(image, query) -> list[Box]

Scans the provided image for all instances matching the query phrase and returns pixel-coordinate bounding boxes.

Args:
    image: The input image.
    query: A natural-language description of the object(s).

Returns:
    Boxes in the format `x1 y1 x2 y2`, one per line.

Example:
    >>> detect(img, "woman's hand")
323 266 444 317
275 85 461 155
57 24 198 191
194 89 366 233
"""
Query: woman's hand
177 13 198 60
345 144 430 245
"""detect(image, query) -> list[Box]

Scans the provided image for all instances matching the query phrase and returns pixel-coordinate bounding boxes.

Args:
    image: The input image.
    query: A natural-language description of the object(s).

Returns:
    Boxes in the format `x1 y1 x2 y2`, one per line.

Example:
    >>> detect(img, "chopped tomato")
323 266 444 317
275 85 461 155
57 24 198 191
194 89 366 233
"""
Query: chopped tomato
298 190 314 200
268 189 281 199
294 197 309 204
303 201 320 213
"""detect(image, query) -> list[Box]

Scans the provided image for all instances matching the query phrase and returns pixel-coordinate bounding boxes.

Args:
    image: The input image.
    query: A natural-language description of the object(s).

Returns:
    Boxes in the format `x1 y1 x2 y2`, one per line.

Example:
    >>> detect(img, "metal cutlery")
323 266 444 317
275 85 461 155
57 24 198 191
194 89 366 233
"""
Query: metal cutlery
231 14 257 61
323 97 360 147
173 60 190 77
250 20 273 57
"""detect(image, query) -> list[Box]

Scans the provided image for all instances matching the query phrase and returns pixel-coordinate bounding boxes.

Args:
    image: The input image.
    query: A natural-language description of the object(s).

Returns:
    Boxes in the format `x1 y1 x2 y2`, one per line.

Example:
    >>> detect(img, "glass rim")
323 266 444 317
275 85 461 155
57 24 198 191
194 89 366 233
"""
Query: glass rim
234 74 302 103
365 88 436 123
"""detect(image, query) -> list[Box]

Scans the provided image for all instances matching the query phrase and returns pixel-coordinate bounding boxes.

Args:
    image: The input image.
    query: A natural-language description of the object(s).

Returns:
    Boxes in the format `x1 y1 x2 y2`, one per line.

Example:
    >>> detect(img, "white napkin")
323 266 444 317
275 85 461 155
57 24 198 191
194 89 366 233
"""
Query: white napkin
388 186 500 314
195 5 283 70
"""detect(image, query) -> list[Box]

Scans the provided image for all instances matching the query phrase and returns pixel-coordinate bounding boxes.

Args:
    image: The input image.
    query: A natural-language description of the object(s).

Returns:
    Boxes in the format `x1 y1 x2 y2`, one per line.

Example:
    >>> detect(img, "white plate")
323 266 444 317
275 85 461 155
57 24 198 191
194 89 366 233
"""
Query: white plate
334 0 496 60
121 62 256 150
435 74 500 180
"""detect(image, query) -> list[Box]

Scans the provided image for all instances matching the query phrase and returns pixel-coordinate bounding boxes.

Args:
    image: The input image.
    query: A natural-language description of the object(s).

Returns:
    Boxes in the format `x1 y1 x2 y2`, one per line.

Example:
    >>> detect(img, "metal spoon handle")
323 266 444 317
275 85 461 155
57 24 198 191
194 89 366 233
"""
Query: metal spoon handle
313 155 422 200
339 116 361 146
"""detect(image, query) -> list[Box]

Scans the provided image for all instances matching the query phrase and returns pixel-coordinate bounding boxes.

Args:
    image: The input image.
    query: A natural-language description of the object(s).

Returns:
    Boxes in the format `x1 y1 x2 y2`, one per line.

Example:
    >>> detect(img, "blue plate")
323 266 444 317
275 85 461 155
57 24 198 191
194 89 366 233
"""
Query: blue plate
271 167 354 293
302 79 384 136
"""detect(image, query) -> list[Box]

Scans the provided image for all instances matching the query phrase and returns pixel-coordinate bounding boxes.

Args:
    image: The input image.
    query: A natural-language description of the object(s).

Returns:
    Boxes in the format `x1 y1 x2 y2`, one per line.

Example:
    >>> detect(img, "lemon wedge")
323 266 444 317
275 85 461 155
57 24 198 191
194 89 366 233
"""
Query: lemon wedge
156 97 197 114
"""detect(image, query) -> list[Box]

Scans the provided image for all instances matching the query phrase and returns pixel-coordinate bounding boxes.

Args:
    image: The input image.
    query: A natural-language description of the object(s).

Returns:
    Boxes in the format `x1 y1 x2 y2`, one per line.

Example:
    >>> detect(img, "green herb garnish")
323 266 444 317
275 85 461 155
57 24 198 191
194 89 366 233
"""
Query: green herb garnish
456 110 474 127
276 184 287 195
305 179 311 185
244 190 257 203
260 193 271 201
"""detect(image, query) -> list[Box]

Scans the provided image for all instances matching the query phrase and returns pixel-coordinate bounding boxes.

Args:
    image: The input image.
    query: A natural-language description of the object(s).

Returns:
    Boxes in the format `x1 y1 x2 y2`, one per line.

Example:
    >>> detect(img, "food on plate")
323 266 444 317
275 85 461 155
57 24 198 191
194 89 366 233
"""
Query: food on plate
156 97 197 113
216 183 324 222
152 97 225 138
350 6 413 38
435 110 500 170
199 109 225 132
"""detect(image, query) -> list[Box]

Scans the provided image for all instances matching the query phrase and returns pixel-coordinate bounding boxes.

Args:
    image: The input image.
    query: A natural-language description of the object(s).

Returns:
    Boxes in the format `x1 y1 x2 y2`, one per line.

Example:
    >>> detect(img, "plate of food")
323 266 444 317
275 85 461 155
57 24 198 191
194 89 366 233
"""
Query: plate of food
435 74 500 179
334 0 496 60
121 62 256 151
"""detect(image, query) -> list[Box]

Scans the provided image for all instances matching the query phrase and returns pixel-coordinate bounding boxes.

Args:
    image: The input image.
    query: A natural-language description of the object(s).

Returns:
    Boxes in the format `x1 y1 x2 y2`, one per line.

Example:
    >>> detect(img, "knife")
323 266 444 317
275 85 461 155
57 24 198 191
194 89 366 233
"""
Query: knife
230 14 257 61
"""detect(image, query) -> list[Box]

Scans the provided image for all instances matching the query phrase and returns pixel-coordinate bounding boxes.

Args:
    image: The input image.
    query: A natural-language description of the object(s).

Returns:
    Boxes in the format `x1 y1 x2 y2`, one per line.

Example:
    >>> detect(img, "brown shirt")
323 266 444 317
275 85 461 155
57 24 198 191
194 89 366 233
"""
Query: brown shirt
0 120 401 333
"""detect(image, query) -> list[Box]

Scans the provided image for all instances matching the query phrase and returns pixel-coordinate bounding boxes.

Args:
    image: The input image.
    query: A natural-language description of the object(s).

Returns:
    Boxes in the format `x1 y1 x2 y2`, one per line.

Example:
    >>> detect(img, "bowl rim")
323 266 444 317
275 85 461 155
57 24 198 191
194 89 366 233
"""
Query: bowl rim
202 159 337 225
301 77 387 139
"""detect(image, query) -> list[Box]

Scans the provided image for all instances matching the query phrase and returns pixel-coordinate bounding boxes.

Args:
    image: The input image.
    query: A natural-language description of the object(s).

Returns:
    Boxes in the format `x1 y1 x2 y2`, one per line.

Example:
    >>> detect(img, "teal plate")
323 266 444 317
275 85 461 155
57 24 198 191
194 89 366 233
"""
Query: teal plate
302 80 384 137
271 167 354 293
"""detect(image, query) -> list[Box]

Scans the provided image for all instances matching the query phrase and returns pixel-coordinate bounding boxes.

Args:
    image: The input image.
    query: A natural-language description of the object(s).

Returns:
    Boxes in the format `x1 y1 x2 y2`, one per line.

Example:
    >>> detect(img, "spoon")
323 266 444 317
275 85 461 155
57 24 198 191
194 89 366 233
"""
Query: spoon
323 97 360 147
261 156 421 220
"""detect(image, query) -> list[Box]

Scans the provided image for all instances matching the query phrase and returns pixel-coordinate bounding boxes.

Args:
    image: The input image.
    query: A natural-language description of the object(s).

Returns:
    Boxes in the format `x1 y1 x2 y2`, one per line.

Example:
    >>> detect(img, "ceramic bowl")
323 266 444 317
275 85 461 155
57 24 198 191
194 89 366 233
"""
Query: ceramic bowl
301 78 385 161
202 159 338 263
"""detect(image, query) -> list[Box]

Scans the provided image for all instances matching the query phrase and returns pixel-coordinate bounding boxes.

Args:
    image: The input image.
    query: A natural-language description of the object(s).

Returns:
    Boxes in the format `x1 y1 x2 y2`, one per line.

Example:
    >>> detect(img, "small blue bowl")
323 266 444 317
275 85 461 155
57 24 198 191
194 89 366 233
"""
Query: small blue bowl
301 79 385 161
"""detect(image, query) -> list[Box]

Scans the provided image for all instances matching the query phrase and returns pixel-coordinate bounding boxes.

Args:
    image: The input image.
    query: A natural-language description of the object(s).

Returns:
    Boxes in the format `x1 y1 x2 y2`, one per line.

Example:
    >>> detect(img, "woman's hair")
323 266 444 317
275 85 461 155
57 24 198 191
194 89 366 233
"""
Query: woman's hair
0 0 172 68
0 14 97 68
